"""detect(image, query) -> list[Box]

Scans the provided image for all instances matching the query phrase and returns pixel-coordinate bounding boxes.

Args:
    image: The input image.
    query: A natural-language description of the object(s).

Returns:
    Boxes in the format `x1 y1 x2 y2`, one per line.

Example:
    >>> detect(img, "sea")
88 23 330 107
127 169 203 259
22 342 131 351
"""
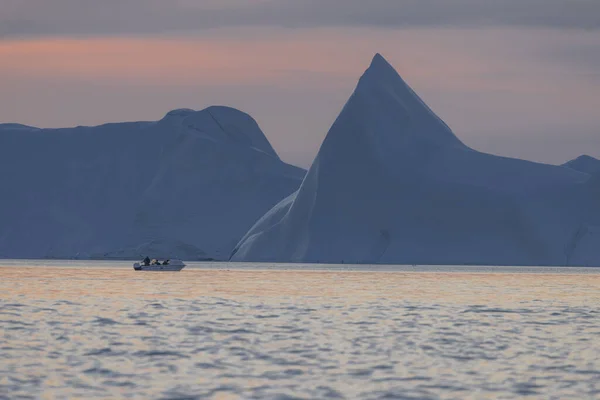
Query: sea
1 260 600 399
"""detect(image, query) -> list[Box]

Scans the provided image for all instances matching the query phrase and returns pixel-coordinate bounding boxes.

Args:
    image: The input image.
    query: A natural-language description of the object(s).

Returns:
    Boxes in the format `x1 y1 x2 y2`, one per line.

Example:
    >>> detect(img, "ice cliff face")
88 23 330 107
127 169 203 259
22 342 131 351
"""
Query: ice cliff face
0 106 304 260
231 54 600 266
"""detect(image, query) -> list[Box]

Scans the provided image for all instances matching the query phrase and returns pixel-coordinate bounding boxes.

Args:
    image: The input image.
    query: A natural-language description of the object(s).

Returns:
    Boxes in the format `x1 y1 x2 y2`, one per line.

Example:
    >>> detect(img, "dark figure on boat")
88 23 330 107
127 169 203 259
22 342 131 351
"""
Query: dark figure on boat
143 256 150 266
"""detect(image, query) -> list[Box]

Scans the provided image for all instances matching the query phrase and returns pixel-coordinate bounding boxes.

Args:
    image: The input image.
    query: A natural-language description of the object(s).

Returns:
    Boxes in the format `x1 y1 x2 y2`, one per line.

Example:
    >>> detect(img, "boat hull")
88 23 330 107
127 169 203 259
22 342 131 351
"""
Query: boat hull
133 260 185 271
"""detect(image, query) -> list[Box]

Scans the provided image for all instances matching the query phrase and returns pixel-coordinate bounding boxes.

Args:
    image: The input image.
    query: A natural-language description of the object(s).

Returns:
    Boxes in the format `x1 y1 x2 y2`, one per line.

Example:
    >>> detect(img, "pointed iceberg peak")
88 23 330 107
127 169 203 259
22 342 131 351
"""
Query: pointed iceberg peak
369 53 396 73
370 53 392 69
363 53 402 82
340 53 466 149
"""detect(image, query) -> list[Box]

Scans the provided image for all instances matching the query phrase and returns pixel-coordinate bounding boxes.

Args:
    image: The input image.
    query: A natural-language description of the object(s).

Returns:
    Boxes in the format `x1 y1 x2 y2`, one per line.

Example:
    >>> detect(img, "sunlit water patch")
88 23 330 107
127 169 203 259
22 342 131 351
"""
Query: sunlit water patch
1 263 600 399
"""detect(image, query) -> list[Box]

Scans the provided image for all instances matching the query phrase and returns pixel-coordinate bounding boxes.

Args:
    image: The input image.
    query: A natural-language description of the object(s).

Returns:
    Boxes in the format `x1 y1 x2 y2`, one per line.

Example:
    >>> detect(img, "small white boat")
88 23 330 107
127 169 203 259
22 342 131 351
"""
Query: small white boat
133 259 185 271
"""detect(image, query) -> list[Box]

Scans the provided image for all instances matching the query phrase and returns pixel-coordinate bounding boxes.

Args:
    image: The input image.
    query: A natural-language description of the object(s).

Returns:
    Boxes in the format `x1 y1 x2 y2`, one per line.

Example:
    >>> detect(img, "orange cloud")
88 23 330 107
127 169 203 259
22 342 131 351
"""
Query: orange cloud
1 27 597 108
0 31 370 87
0 28 507 90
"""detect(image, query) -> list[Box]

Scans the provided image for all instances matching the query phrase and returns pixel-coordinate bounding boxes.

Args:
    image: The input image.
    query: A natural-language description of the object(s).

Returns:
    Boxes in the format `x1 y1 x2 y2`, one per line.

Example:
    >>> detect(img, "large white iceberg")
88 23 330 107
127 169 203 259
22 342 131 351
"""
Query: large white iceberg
231 54 600 266
0 106 304 260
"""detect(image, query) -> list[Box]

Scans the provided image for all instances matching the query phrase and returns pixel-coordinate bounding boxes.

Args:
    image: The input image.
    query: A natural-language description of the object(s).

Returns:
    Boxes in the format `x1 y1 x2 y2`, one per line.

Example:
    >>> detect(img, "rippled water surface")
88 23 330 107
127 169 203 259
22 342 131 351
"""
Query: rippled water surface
2 262 600 399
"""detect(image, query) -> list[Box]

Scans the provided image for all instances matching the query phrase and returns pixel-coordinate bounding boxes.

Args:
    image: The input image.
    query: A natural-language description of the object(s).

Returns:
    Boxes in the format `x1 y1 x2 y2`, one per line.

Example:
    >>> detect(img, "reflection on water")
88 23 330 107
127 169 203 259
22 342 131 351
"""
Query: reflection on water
1 263 600 399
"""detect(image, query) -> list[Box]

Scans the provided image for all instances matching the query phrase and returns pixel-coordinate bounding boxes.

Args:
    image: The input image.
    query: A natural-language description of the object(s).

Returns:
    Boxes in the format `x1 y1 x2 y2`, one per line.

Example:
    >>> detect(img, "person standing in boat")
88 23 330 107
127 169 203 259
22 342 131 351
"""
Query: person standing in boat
143 256 150 266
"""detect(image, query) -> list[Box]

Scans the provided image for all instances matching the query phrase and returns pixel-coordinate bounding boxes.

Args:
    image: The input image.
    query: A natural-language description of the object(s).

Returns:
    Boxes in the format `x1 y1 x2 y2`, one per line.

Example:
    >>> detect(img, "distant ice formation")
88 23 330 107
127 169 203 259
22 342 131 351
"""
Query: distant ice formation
0 106 304 260
563 155 600 177
231 54 600 266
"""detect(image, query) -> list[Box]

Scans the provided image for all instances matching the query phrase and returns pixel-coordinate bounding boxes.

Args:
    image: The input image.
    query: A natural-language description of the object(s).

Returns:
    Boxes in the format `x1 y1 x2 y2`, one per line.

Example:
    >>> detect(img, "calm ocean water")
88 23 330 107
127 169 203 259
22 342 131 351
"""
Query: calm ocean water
1 261 600 399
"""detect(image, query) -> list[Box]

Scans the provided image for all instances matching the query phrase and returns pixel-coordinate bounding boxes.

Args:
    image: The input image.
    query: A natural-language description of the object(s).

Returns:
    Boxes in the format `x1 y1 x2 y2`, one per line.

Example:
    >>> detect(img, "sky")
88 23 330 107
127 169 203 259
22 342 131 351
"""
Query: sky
1 0 599 167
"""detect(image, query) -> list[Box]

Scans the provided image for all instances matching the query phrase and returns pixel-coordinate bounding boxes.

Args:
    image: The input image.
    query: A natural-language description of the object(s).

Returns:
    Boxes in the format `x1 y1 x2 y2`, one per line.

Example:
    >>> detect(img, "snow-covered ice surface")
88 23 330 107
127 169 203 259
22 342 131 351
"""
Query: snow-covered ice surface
232 54 600 266
0 106 304 260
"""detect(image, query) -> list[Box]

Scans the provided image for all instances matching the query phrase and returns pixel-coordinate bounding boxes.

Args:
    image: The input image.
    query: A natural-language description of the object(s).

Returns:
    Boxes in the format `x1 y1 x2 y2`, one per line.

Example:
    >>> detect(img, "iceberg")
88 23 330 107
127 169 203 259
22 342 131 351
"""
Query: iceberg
231 54 600 266
563 155 600 177
0 106 304 260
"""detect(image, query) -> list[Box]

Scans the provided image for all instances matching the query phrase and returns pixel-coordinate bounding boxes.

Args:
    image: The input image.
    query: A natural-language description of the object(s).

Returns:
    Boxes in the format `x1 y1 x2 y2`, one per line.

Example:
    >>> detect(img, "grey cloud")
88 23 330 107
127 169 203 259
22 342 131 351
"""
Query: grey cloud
1 0 599 38
0 0 227 37
255 0 600 30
